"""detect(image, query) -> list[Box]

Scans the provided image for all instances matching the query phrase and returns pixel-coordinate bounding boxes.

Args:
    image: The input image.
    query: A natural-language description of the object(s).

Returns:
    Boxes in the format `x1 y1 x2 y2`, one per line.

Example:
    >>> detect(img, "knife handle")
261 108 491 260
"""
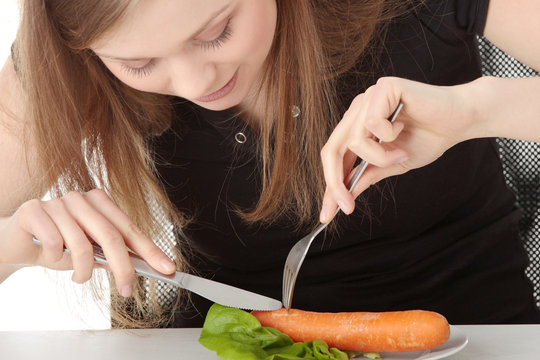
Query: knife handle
32 237 282 310
31 237 179 284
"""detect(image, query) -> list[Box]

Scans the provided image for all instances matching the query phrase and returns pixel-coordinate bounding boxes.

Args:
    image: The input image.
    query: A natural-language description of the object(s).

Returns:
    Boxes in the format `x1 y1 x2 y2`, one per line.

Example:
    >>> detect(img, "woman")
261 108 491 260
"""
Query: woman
1 0 539 328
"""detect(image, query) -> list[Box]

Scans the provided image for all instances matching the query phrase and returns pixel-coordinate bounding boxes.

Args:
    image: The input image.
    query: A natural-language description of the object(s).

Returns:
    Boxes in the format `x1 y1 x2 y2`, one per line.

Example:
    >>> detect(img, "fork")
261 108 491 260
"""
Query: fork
282 103 403 310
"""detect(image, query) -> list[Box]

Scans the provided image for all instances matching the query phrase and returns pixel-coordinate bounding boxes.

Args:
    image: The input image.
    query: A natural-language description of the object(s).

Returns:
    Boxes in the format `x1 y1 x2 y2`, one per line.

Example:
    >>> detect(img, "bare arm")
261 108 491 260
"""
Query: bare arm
318 0 540 219
464 76 540 142
0 57 176 291
0 56 35 216
463 0 540 142
0 55 35 282
483 0 540 72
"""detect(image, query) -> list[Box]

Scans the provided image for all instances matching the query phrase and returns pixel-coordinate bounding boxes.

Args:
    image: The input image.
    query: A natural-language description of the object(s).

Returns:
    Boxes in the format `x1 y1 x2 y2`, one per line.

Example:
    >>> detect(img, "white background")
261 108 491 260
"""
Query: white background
0 0 110 330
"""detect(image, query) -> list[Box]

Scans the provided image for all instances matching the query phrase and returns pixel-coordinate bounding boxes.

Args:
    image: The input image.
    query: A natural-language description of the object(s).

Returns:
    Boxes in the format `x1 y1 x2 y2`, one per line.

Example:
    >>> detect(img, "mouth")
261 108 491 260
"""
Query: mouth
196 70 238 103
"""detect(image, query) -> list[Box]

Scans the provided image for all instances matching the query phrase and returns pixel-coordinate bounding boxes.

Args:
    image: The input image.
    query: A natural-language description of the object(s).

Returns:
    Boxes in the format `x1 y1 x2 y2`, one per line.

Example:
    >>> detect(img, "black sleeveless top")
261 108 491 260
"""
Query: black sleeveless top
152 0 540 327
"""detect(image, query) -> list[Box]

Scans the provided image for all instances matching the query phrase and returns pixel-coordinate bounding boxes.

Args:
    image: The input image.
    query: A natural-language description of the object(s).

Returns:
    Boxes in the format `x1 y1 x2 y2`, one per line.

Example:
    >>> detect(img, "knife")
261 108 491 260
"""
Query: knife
32 238 282 311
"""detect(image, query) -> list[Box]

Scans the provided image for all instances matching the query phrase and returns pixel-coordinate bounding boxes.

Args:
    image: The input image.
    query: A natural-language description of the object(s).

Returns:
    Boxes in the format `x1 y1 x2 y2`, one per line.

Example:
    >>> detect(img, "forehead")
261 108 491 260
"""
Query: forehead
92 0 232 57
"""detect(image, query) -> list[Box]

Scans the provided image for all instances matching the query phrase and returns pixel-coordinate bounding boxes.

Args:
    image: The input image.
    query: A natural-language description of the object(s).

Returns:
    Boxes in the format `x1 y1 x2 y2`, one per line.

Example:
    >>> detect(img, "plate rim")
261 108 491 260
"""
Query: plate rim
375 325 468 360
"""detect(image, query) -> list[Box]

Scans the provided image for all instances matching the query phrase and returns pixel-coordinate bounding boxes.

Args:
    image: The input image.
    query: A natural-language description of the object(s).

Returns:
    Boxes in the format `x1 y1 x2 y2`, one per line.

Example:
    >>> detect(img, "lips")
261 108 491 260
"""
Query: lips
196 70 238 103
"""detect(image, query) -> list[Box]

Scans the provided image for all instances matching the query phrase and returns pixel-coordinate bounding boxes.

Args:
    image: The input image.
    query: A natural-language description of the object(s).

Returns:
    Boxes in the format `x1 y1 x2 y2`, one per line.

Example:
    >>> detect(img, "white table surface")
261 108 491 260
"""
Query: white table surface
0 325 539 359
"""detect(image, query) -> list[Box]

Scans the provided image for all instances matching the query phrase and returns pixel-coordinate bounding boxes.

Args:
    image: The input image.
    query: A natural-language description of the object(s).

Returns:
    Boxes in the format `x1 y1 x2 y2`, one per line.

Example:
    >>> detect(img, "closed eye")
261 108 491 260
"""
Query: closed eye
121 59 156 78
117 17 233 77
198 19 232 51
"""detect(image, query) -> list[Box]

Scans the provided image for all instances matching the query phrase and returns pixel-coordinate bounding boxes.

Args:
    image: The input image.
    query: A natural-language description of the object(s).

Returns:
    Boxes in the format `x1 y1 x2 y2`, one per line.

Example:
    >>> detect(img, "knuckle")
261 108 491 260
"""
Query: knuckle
100 228 125 247
336 146 348 158
364 115 379 130
376 76 392 88
87 188 110 201
18 198 43 216
347 142 363 155
115 267 135 284
44 198 66 212
72 271 92 284
125 222 145 240
350 94 364 108
43 246 65 262
70 241 94 259
63 190 84 202
364 86 375 97
320 144 331 160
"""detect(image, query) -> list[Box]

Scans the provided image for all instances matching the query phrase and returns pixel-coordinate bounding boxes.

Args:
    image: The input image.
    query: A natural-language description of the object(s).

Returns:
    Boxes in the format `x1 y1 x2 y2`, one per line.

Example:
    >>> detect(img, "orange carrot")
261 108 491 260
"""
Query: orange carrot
251 308 450 353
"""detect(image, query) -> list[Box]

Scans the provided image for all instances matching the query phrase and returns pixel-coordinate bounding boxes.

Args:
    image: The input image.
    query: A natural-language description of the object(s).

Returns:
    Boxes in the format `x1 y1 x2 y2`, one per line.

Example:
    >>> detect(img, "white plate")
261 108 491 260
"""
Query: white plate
365 326 468 360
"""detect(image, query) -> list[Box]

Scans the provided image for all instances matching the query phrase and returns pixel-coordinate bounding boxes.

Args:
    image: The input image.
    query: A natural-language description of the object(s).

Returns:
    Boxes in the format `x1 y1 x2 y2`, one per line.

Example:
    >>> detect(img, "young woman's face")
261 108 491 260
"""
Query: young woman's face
92 0 277 111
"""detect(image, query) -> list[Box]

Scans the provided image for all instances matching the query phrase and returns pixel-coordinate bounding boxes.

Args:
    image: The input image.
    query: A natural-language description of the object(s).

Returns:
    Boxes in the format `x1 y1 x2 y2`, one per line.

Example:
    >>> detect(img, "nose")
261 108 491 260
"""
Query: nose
167 55 217 99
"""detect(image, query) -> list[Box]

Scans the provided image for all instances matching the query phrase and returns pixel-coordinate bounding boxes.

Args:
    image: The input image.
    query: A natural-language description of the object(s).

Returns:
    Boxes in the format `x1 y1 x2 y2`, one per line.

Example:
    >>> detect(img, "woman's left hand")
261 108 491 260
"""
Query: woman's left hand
319 77 477 223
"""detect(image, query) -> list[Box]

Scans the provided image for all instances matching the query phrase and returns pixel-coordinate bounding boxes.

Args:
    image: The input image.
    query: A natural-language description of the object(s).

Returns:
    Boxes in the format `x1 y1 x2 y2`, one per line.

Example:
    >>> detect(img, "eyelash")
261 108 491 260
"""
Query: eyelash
121 60 156 78
199 20 232 51
121 19 233 78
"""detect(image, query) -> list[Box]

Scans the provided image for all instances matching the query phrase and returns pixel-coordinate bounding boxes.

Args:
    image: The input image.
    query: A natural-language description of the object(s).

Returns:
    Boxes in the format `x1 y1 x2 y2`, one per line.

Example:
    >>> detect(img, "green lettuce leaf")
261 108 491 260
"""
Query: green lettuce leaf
198 304 349 360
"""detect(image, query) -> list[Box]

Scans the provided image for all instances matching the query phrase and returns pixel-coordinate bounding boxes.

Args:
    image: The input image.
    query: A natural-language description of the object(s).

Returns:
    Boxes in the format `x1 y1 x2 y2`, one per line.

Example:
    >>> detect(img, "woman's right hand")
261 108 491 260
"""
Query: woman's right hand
319 76 480 222
0 189 177 297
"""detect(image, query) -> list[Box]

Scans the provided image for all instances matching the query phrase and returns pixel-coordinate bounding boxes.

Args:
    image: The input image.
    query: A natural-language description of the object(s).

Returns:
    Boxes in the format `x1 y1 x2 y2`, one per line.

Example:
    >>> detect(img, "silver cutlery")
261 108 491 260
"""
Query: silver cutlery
282 103 404 310
32 238 282 311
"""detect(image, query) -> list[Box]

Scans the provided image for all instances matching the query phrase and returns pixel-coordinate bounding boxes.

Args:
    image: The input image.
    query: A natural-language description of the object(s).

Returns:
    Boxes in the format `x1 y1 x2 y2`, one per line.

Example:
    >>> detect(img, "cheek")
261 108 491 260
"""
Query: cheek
228 1 276 65
104 63 169 94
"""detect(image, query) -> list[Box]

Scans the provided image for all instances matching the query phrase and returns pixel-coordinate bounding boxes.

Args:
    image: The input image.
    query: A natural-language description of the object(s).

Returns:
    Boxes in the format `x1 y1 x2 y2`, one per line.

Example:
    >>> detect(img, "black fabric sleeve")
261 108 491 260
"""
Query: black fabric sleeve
454 0 490 35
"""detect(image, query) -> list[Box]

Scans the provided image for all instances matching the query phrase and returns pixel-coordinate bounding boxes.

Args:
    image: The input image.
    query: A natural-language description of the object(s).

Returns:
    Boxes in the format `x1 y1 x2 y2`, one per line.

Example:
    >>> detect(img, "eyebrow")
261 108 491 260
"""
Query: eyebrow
95 2 231 62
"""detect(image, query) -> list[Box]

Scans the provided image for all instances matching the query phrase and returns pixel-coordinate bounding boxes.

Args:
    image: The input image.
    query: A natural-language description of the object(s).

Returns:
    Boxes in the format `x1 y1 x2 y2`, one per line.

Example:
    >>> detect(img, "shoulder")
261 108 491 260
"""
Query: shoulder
483 0 540 70
404 0 490 35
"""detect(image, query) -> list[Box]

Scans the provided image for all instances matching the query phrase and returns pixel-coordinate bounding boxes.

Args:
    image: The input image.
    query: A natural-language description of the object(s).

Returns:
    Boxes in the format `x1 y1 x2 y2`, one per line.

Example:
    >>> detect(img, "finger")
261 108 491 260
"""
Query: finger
17 200 65 264
321 102 370 215
62 191 135 297
362 117 405 143
320 150 358 223
348 136 408 168
42 199 95 283
356 79 404 141
320 152 373 222
321 130 356 214
368 77 403 122
342 150 360 181
320 187 339 223
349 163 410 199
84 189 176 274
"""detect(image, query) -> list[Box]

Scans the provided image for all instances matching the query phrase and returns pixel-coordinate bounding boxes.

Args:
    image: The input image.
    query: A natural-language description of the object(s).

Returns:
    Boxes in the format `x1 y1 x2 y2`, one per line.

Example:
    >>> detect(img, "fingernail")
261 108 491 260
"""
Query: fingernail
320 205 332 223
337 200 352 214
120 284 132 297
161 259 176 273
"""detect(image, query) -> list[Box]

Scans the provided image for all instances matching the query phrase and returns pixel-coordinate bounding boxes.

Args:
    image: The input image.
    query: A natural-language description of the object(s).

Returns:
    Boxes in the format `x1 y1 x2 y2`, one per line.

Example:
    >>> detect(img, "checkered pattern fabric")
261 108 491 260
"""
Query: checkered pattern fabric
478 36 540 307
146 200 178 310
147 36 540 312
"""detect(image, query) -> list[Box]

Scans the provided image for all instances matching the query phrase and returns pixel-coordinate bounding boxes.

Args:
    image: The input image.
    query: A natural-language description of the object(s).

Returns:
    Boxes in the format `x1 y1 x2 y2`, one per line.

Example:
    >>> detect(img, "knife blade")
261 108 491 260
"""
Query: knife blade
32 238 282 311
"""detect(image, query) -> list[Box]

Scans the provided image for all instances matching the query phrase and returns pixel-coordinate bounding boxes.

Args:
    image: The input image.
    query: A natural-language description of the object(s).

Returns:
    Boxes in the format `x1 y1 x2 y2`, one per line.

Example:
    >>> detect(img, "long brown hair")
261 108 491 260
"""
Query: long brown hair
245 0 416 226
15 0 417 327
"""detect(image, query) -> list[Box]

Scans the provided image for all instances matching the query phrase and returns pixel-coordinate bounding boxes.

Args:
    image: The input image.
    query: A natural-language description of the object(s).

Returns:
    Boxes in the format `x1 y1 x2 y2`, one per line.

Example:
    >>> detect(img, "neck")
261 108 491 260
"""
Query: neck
234 79 267 131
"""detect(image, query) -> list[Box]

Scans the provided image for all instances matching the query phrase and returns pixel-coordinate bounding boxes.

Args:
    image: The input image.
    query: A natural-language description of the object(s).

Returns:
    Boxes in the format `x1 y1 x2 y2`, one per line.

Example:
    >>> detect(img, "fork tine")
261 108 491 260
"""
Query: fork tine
282 103 403 310
282 223 328 310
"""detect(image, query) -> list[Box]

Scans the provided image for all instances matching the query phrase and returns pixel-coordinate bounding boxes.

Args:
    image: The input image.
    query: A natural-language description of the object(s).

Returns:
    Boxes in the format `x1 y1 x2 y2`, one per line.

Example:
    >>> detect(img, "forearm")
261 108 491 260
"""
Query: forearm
0 216 25 284
0 264 24 283
464 76 540 142
1 56 35 217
